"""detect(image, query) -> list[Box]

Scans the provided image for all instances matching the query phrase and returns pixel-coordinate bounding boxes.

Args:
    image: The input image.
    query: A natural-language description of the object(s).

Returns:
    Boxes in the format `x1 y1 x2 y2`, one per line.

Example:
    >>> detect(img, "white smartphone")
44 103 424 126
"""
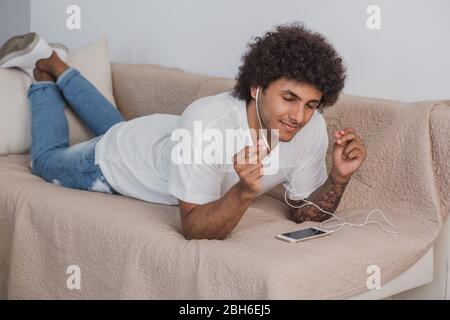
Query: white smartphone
276 227 333 243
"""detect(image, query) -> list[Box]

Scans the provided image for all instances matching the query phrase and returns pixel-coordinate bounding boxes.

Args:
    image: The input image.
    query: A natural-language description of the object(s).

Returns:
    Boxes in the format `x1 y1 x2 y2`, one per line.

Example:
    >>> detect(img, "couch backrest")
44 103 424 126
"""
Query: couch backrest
111 63 235 119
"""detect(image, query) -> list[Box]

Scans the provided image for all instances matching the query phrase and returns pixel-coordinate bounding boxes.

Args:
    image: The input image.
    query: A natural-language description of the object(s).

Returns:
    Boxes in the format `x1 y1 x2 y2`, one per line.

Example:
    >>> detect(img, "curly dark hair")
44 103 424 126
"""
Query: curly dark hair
233 22 347 110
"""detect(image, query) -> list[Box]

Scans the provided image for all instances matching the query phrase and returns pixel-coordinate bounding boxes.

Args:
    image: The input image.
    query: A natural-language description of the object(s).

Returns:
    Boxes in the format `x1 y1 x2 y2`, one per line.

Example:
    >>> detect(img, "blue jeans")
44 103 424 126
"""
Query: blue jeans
28 67 125 194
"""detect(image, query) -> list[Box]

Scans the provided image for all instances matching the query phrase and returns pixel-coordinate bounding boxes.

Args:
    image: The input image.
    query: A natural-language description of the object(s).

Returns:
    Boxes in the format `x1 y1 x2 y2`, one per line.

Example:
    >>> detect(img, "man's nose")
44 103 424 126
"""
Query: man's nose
290 104 305 125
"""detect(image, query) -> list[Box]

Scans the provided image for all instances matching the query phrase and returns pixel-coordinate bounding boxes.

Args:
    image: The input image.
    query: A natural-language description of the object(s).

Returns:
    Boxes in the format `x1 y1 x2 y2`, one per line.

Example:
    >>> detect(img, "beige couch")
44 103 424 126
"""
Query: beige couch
0 63 449 299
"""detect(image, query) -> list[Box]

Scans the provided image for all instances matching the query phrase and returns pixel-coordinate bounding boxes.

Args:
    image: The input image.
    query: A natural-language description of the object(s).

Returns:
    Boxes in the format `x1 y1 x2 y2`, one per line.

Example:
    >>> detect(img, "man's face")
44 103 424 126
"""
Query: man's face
251 78 323 142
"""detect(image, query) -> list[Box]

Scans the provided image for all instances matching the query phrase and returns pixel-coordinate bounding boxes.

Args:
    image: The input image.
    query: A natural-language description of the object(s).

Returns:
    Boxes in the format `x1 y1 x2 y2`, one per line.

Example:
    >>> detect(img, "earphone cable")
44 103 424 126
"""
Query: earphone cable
254 87 399 235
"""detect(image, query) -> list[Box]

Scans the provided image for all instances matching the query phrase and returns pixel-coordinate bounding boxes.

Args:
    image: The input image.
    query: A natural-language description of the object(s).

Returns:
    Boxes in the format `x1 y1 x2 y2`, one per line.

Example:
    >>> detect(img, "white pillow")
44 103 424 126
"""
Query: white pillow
0 38 117 155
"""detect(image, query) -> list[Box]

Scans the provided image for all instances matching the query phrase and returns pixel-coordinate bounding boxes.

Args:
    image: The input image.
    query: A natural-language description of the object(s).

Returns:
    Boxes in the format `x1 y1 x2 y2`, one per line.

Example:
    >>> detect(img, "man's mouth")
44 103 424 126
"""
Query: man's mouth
279 120 299 133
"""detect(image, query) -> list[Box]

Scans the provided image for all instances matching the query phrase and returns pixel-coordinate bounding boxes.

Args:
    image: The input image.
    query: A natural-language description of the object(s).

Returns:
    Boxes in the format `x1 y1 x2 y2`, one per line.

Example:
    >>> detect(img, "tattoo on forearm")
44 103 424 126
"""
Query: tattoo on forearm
287 177 348 223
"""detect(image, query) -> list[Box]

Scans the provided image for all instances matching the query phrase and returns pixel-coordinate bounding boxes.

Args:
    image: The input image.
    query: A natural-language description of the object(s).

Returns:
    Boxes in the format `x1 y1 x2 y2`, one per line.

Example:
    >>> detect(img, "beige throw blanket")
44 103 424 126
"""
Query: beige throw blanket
0 77 448 299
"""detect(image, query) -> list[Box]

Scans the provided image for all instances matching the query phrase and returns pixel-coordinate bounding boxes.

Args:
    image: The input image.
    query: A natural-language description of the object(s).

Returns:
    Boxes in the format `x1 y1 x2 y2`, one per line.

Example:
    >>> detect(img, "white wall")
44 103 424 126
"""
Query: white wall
0 0 30 44
26 0 450 102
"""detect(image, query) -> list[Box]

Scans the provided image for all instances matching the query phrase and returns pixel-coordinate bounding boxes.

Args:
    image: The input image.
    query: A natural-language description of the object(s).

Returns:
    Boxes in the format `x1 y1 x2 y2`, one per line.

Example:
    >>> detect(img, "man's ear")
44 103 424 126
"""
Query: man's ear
250 86 258 100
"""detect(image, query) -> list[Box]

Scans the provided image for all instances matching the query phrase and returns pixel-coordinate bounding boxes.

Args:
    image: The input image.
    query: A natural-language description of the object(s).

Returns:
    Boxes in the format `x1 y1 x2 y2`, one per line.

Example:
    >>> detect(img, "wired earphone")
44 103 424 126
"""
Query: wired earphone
254 87 399 234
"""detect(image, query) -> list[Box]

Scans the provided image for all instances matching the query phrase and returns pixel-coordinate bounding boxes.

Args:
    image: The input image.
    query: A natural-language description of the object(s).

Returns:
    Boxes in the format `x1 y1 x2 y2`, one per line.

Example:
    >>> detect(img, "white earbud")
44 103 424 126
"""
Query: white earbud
255 87 271 152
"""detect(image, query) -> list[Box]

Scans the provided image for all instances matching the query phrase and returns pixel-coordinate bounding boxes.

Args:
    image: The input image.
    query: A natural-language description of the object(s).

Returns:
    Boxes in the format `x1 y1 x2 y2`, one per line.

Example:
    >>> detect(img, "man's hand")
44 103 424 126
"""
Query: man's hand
330 127 367 184
233 140 267 200
179 140 268 240
288 127 366 223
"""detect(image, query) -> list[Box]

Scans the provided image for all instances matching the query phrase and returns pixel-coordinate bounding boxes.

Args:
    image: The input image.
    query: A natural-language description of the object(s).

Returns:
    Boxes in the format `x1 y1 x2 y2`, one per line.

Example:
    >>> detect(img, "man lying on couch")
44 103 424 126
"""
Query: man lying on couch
0 22 366 240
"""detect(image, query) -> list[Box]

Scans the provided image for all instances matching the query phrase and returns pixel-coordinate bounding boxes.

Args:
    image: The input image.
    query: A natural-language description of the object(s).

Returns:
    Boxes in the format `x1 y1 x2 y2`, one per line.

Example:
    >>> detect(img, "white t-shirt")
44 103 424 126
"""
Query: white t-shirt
95 91 329 205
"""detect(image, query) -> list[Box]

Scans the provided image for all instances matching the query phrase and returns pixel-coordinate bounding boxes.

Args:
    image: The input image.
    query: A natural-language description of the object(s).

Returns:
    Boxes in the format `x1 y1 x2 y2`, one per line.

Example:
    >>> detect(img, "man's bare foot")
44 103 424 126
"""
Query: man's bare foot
33 68 56 82
35 51 69 79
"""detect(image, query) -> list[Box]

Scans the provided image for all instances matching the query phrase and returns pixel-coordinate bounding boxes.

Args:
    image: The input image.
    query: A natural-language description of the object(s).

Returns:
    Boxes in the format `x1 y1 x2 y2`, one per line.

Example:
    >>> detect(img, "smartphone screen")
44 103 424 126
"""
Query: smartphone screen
282 228 327 240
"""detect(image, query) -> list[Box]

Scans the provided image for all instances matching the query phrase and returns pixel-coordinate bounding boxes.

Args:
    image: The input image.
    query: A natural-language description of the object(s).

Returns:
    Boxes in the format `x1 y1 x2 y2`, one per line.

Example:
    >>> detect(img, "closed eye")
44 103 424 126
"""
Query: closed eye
283 97 317 109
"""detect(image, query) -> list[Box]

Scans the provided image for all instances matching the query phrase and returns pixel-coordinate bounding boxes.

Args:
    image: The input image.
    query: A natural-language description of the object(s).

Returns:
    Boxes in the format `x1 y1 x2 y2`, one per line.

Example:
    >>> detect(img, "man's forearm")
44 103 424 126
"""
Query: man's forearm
287 175 349 223
182 184 254 240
